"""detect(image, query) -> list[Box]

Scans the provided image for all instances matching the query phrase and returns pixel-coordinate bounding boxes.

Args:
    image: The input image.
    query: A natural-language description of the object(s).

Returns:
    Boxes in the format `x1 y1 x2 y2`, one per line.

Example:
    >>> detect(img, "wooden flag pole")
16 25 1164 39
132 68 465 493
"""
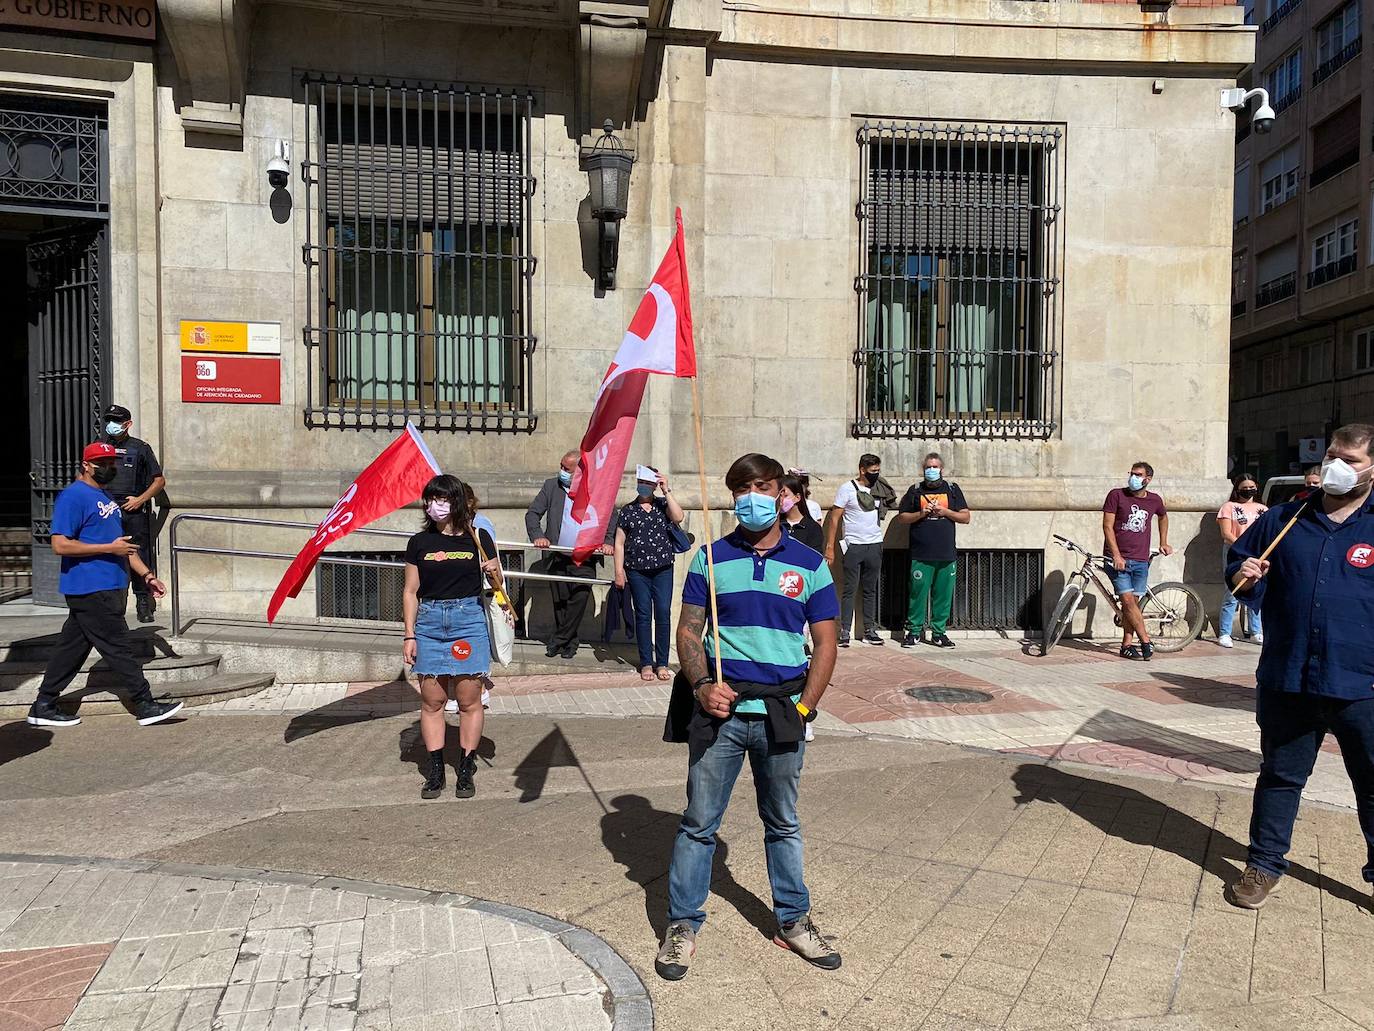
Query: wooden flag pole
1230 496 1310 596
689 375 725 686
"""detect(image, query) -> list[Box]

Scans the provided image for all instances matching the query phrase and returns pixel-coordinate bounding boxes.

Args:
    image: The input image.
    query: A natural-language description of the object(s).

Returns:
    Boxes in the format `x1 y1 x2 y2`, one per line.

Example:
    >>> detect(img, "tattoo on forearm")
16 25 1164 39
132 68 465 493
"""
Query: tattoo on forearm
676 604 708 683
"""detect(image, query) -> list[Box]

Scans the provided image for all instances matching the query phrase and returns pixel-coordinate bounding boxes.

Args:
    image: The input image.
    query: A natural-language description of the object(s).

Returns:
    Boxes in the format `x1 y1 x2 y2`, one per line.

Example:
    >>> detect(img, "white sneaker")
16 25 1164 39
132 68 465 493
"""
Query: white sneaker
1217 635 1233 649
444 698 458 714
804 722 815 742
1254 633 1264 644
481 688 491 710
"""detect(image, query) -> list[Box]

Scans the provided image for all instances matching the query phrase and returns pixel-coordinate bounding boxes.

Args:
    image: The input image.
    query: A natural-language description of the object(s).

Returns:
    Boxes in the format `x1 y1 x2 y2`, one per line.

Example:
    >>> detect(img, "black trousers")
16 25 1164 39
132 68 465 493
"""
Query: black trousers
37 589 152 706
120 508 156 597
547 555 597 650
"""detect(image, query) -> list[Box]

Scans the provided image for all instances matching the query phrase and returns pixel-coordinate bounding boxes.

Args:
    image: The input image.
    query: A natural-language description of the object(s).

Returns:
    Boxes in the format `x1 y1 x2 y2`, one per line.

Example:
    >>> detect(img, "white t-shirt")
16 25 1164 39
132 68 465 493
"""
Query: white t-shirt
806 499 822 522
832 479 883 545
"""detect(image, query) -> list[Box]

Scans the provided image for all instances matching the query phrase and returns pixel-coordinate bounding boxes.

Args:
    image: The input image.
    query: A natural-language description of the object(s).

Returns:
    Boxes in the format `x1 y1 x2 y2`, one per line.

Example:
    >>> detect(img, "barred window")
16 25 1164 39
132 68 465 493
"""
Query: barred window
855 121 1063 439
302 76 537 432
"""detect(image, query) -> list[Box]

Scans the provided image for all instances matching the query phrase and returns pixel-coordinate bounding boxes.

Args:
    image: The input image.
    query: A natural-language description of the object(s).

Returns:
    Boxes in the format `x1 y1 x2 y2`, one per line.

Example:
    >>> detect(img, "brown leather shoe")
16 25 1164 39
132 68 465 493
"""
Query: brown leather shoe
1225 866 1280 909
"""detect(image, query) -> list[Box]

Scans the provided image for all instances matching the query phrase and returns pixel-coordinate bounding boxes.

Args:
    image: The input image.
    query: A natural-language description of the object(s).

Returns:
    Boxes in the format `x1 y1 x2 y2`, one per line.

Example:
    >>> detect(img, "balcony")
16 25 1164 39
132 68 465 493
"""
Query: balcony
1273 87 1302 115
1306 252 1358 287
1261 0 1302 34
1311 147 1358 187
1256 272 1297 307
1314 37 1362 86
1232 298 1248 318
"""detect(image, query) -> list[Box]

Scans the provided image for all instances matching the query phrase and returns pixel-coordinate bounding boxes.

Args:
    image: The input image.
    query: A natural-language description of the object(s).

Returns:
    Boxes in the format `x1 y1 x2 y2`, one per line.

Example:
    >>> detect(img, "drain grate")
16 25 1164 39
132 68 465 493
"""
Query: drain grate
905 686 995 704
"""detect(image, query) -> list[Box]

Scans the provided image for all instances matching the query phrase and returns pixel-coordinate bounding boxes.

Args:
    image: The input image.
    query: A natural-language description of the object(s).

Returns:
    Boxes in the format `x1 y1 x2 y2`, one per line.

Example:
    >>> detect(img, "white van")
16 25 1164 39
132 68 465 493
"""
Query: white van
1262 475 1309 507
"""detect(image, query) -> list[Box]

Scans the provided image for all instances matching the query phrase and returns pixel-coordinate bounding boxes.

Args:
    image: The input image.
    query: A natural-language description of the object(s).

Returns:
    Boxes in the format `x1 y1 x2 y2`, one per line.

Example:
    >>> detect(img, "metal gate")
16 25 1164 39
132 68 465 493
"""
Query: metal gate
26 226 108 604
878 547 1044 632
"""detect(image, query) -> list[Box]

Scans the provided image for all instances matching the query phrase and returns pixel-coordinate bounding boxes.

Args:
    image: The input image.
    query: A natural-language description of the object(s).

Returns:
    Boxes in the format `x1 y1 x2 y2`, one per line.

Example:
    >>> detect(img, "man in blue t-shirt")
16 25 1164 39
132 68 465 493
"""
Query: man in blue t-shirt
655 452 841 982
26 442 182 728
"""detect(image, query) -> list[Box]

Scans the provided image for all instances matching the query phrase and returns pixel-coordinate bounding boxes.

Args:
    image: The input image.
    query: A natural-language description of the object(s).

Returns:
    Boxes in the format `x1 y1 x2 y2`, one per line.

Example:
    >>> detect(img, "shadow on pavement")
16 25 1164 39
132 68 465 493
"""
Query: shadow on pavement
0 720 51 767
600 793 776 942
397 722 495 776
512 725 580 803
1013 763 1370 910
1147 671 1257 712
283 677 418 743
1074 709 1262 775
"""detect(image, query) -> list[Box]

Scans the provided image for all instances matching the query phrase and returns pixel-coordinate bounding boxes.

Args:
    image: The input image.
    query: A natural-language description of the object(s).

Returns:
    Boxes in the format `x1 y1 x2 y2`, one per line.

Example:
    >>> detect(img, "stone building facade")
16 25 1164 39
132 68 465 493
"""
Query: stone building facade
0 0 1251 640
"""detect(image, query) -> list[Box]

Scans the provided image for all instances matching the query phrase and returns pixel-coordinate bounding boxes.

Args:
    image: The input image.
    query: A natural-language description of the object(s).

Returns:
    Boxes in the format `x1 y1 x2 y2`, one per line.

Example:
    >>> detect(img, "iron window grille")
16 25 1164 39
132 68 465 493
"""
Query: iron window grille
1314 36 1362 85
855 121 1063 440
0 96 108 218
1273 85 1303 114
878 547 1044 632
1261 0 1302 34
1307 252 1358 287
1255 272 1297 307
302 76 538 433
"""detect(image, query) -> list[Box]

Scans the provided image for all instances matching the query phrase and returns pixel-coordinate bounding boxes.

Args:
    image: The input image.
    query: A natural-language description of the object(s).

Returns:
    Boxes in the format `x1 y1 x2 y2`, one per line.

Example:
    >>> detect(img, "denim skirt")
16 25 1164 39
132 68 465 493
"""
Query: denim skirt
414 597 490 678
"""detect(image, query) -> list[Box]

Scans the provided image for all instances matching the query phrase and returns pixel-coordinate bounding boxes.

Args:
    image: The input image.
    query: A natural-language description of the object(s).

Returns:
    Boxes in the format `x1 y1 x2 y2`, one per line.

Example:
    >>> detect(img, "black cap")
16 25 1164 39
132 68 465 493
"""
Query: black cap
104 404 131 423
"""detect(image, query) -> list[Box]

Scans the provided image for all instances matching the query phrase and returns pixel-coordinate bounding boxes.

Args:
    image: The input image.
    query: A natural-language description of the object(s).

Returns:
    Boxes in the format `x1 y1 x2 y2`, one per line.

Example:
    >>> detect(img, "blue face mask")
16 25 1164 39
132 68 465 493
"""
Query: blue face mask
636 484 655 498
923 467 941 483
1127 474 1145 492
734 491 778 531
557 470 573 488
105 421 126 438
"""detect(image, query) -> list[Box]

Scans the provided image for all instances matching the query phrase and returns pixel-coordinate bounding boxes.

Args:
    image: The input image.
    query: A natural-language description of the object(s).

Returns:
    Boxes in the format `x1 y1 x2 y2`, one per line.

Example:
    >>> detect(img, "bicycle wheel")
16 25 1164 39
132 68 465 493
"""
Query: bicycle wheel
1043 581 1085 655
1140 581 1205 651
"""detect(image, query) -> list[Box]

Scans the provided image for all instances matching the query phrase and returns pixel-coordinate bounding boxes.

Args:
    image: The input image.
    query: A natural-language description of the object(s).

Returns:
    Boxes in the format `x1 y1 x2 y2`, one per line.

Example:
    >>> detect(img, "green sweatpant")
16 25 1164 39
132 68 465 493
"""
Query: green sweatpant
907 559 956 635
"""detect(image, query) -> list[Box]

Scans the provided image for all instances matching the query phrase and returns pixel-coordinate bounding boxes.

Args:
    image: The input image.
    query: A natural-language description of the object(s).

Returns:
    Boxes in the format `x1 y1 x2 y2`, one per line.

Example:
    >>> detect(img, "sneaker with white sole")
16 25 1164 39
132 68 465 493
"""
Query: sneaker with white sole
132 698 183 726
1254 632 1265 644
774 915 841 970
444 698 459 714
26 703 80 728
655 921 697 981
1217 634 1233 648
481 687 491 709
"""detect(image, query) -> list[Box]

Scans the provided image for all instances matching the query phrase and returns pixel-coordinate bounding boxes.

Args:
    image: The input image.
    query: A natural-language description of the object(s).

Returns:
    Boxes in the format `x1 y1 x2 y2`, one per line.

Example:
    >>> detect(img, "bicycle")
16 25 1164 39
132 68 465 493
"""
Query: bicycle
1042 534 1205 655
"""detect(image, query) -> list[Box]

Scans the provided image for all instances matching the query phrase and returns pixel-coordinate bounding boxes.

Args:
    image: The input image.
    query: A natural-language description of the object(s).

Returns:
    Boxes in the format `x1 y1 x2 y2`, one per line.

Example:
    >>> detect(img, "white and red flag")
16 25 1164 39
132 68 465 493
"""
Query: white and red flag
560 208 697 563
268 423 439 622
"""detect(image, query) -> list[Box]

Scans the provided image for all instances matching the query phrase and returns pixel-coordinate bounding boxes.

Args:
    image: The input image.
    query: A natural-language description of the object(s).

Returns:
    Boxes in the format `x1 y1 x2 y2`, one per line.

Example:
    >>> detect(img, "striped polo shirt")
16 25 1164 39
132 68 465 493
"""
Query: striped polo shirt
681 528 839 713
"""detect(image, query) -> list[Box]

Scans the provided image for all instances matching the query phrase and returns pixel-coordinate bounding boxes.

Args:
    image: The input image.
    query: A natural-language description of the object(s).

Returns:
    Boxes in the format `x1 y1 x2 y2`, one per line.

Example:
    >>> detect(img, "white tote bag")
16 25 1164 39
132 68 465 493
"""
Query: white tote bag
475 532 514 667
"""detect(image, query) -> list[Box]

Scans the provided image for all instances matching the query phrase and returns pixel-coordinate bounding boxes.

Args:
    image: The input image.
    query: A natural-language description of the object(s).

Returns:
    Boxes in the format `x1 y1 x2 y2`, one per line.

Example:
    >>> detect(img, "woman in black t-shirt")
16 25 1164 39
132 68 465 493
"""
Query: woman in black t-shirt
612 466 685 682
403 474 509 800
779 473 824 552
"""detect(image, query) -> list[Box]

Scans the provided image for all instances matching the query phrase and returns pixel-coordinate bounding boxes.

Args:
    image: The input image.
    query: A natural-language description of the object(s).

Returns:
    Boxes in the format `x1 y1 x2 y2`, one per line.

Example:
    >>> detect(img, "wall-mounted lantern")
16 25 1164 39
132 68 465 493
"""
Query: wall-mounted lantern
584 120 633 290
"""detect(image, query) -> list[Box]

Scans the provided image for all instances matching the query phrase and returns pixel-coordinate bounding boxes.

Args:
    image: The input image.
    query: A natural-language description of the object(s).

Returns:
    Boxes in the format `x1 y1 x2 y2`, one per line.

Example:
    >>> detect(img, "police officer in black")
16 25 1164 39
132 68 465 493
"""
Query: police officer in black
100 405 166 623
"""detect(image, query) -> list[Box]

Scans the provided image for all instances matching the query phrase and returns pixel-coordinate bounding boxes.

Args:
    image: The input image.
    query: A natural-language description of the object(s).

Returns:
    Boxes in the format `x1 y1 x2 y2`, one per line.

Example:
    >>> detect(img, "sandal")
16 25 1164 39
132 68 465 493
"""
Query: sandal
640 666 656 682
655 668 673 681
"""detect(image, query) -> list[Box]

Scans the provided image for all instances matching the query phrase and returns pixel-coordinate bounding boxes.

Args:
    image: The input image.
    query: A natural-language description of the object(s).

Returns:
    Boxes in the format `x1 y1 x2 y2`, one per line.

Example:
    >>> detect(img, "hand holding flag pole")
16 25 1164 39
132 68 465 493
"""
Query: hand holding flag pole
1229 496 1309 595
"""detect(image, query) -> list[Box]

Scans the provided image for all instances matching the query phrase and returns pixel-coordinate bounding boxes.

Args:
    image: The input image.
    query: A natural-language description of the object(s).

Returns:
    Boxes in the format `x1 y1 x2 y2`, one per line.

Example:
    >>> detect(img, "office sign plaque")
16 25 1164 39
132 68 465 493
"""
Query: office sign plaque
0 0 157 42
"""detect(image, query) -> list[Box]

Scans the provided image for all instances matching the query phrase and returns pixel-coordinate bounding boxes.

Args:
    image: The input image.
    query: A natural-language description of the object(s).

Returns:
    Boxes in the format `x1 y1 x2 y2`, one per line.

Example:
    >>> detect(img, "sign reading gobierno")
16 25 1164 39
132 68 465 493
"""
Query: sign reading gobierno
0 0 156 43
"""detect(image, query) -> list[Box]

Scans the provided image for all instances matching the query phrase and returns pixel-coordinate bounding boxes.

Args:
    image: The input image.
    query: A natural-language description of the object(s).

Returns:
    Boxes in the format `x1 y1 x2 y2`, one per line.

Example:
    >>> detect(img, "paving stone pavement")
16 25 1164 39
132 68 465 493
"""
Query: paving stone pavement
0 857 644 1031
201 636 1356 810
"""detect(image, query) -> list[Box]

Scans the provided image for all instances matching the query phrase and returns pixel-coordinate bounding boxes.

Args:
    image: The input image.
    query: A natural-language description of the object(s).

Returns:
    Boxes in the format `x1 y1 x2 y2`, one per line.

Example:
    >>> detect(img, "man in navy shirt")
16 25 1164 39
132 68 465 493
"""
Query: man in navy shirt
1224 422 1374 909
26 442 182 728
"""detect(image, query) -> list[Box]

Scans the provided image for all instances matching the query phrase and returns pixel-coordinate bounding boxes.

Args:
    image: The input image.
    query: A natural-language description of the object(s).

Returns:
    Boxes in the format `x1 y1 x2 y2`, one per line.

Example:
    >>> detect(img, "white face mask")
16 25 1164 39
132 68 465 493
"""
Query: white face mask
1320 457 1370 496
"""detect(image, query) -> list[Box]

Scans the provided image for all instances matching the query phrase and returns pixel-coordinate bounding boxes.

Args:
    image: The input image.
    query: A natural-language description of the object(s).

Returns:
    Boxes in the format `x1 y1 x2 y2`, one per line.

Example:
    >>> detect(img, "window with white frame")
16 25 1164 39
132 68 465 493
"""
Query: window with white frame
1352 327 1374 371
1260 143 1299 211
1317 1 1360 66
1312 213 1359 269
1265 49 1302 105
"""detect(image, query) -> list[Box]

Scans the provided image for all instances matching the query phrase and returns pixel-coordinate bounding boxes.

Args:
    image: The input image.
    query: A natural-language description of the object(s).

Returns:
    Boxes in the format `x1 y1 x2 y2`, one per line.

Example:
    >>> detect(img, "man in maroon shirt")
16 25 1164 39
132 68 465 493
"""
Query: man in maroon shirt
1101 461 1172 660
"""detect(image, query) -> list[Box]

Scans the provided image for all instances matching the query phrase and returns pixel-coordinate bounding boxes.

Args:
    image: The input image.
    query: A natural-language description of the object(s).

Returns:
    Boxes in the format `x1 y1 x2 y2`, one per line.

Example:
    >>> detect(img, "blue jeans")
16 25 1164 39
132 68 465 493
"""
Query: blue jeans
1248 690 1374 883
667 715 808 930
1104 558 1150 597
626 565 673 669
1218 589 1262 638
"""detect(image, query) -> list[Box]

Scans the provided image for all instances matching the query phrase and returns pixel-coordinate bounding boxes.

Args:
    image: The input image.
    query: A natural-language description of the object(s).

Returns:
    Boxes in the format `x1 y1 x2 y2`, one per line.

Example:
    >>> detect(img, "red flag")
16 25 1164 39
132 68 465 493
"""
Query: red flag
267 423 439 622
560 209 697 563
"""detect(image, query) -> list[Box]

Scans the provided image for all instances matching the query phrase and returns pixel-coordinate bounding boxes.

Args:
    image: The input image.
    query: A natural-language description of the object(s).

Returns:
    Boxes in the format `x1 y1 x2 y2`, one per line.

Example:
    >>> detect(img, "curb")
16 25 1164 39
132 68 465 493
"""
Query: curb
0 851 653 1031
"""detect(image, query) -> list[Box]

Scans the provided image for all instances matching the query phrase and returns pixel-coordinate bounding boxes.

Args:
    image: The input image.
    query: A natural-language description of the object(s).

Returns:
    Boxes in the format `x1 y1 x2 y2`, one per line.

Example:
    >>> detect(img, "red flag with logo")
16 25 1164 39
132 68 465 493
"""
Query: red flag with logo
267 423 440 622
559 209 696 563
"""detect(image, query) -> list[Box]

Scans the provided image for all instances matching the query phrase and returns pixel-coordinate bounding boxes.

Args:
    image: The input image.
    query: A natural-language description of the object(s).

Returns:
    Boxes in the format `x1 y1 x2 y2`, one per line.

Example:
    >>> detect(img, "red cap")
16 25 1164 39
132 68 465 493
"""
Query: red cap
82 441 117 463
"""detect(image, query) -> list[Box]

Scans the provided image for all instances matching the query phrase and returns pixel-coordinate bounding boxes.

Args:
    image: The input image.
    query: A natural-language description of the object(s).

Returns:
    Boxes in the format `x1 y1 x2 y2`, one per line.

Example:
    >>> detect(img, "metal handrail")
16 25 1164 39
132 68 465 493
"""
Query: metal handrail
167 512 613 637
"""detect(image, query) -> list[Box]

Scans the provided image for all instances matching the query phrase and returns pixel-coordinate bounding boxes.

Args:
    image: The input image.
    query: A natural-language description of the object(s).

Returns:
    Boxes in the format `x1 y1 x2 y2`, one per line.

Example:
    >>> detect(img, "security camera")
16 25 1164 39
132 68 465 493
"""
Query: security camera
1220 87 1276 136
267 139 290 189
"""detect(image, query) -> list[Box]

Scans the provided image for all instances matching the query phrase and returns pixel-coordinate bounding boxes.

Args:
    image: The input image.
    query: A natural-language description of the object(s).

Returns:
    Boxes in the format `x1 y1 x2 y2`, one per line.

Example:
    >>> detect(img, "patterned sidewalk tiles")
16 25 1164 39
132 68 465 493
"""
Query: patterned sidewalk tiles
0 857 647 1031
197 636 1360 809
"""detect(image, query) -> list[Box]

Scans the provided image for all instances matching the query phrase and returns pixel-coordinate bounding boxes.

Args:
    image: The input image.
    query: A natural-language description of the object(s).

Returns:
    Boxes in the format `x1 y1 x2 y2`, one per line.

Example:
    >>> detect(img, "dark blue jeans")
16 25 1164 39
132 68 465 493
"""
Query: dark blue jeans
626 565 673 669
1249 689 1374 882
667 714 808 930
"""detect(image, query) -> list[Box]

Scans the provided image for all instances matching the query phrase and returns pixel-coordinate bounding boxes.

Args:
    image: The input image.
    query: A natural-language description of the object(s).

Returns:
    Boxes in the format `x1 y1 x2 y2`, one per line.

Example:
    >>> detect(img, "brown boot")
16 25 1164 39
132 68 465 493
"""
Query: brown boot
1225 866 1280 909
